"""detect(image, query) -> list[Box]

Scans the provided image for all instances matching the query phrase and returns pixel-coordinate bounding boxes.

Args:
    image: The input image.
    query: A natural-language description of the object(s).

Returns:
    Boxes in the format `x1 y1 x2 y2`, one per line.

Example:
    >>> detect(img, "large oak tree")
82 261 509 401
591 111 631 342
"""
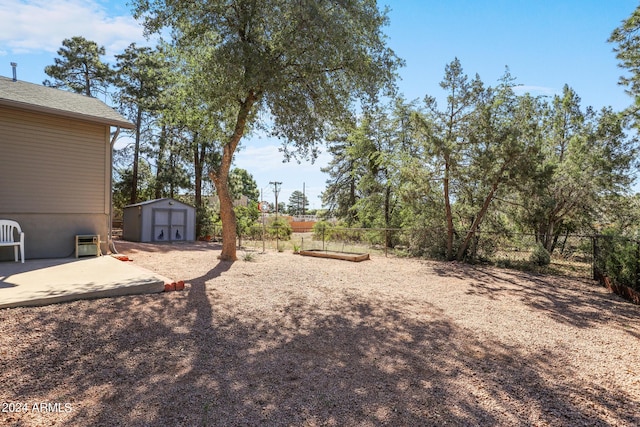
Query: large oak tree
133 0 401 260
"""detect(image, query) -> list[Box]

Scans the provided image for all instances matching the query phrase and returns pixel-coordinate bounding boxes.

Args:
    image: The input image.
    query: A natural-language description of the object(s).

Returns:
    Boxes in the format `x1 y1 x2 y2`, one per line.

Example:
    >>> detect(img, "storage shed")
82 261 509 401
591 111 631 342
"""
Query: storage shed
122 198 196 243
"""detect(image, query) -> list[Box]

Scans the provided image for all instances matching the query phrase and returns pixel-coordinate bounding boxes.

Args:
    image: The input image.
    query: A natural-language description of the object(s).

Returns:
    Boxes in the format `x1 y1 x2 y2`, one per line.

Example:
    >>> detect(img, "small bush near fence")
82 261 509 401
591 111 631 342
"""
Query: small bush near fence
594 231 639 292
268 218 292 240
530 243 551 266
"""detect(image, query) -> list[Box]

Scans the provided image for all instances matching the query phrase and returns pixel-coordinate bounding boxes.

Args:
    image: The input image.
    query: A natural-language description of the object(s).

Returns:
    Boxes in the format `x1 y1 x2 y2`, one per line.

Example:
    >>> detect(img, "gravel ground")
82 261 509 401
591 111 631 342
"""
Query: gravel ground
1 240 639 426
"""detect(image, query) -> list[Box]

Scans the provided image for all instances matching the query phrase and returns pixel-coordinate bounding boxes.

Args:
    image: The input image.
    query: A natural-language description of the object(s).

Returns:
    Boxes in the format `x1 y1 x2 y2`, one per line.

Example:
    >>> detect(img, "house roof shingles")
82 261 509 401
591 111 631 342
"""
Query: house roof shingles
0 76 135 129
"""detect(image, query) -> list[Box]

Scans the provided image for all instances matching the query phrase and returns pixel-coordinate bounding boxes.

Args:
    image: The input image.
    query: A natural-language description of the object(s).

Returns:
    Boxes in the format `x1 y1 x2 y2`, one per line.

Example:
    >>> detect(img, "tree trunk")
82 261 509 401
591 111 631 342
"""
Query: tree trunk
211 159 237 261
193 133 204 237
130 107 142 204
558 231 569 255
384 185 391 248
384 185 390 226
444 156 455 260
209 91 258 261
84 66 91 97
540 219 556 254
540 220 562 255
348 160 357 226
155 125 166 199
456 171 504 261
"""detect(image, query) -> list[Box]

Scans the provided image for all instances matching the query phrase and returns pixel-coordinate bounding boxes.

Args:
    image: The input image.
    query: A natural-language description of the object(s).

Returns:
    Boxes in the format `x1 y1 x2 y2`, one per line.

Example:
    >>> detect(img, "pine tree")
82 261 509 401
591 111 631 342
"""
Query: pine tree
43 36 112 97
288 191 309 216
113 44 167 204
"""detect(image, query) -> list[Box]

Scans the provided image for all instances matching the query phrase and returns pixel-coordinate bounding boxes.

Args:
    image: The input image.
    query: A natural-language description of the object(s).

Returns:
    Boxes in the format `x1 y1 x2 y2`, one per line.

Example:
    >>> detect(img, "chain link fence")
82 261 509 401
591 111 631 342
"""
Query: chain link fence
298 227 410 256
468 231 594 278
203 222 639 303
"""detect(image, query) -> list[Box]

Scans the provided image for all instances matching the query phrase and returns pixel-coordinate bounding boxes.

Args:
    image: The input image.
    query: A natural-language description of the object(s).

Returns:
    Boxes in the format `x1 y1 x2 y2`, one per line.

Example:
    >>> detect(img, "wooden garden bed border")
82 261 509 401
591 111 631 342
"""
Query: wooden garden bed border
299 249 370 262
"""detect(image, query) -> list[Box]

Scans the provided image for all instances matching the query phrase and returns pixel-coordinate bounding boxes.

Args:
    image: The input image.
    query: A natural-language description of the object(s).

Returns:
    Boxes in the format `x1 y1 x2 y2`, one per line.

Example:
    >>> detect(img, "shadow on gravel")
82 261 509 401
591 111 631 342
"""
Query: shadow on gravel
433 262 640 330
2 259 639 427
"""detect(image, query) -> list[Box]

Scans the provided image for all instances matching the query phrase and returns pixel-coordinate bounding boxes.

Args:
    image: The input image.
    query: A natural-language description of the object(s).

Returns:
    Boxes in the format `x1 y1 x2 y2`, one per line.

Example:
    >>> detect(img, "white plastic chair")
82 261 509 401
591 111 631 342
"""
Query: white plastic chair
0 220 25 263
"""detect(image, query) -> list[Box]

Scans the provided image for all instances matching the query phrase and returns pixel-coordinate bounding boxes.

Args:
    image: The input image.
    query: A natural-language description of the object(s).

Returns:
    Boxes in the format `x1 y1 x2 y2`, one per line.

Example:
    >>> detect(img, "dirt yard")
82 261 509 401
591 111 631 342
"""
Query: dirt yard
1 241 639 426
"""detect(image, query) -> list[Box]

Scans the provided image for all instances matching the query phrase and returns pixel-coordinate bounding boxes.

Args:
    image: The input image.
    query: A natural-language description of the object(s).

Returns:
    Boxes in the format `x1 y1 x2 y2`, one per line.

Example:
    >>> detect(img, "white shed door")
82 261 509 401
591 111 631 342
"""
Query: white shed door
152 209 187 242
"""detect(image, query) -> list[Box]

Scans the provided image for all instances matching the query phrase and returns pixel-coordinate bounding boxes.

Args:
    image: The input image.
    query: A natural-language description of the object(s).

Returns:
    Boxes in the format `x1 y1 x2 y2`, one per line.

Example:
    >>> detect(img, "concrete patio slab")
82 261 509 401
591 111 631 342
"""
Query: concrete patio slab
0 256 170 309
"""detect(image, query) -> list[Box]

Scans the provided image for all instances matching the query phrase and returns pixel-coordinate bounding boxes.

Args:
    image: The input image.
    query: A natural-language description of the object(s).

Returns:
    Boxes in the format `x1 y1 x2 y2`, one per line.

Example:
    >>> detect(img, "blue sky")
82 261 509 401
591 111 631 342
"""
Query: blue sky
1 0 638 208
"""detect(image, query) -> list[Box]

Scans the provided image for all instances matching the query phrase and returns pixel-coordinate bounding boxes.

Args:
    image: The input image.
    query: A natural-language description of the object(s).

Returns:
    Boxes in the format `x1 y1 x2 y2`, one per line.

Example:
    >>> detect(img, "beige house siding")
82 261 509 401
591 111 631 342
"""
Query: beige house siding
0 105 111 259
0 105 109 213
0 214 109 259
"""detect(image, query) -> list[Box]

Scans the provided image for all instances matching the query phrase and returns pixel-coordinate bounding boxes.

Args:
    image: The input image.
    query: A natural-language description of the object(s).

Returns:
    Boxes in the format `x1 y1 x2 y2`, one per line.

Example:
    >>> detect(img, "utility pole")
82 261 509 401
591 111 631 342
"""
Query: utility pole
302 182 306 216
270 181 282 250
269 181 282 220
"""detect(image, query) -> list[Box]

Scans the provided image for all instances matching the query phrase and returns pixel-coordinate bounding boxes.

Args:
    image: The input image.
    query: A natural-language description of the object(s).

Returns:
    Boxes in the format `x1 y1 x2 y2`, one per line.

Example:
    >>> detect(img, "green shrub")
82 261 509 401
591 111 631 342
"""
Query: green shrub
242 252 256 262
597 231 638 290
530 243 551 266
196 204 217 238
312 221 333 240
268 218 292 240
403 227 448 259
235 203 260 238
247 224 264 240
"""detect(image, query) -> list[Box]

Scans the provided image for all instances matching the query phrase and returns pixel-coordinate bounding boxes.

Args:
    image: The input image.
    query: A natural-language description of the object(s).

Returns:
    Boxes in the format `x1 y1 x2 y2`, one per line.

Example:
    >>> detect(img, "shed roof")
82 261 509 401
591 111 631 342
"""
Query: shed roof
0 76 135 129
124 198 195 209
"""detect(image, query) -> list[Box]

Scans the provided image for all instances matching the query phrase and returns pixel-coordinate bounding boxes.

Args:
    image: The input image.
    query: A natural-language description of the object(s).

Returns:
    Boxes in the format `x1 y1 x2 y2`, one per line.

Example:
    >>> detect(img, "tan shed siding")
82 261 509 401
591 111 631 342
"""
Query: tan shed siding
0 106 108 213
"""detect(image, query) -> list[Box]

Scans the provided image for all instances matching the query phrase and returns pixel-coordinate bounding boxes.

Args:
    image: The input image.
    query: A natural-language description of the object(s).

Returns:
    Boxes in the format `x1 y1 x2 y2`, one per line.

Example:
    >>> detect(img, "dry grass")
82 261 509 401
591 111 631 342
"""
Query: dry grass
1 240 639 426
